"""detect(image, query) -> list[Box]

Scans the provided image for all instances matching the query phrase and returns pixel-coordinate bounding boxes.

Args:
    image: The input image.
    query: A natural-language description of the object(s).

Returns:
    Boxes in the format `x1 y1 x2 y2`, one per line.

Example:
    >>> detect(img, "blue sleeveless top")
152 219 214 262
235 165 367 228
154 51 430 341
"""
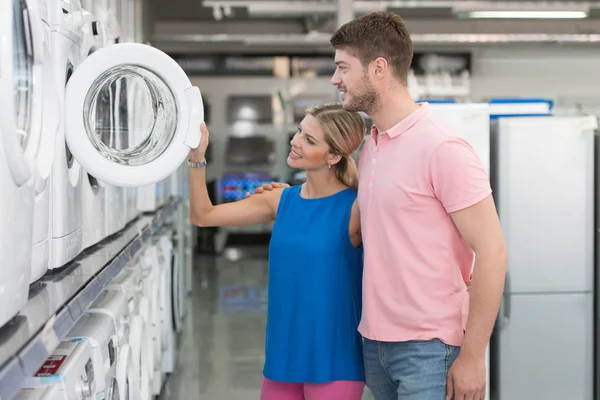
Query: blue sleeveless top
263 185 364 384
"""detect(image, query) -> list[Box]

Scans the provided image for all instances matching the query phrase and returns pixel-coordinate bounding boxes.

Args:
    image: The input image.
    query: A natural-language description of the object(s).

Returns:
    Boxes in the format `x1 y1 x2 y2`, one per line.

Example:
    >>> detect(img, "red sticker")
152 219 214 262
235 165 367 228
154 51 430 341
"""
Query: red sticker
35 355 67 376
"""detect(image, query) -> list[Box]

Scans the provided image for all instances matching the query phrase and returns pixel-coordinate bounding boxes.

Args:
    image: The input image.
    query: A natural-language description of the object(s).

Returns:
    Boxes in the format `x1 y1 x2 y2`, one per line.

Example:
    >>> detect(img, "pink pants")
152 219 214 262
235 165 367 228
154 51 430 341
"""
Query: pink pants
260 377 364 400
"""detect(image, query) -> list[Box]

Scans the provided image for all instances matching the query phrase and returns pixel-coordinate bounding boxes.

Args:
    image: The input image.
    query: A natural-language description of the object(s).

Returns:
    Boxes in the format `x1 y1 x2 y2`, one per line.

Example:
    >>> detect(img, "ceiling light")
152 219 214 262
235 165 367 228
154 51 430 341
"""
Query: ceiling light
462 10 588 19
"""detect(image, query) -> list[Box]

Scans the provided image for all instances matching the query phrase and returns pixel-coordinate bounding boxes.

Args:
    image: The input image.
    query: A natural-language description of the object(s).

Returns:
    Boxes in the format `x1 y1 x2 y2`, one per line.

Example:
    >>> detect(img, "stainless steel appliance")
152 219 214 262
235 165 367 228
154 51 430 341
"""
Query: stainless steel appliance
490 111 596 400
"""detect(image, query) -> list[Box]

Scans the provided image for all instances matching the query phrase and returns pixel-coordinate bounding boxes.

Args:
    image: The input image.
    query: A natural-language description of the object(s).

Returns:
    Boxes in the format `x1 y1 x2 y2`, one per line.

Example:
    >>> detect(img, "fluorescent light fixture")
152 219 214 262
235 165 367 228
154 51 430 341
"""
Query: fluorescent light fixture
464 10 588 19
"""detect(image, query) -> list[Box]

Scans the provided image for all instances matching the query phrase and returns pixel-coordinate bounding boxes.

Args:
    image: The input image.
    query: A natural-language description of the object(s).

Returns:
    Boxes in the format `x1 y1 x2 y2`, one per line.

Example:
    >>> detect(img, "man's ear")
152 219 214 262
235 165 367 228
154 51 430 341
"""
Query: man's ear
372 57 388 81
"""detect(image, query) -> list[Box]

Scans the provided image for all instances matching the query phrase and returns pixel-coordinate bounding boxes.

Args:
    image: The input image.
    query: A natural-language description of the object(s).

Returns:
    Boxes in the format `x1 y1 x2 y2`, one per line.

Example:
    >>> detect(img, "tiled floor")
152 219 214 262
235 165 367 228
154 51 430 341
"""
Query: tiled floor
163 254 374 399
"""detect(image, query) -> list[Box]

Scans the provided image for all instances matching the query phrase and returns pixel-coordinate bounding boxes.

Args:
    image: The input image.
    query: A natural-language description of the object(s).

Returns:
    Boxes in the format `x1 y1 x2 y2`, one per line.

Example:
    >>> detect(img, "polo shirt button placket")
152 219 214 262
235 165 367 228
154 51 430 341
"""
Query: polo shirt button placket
369 156 375 193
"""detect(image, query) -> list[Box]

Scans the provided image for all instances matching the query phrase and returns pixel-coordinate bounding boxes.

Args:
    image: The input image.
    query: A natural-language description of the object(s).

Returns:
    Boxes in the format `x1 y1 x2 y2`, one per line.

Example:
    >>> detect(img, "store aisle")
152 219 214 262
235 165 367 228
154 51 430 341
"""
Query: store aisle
163 254 374 399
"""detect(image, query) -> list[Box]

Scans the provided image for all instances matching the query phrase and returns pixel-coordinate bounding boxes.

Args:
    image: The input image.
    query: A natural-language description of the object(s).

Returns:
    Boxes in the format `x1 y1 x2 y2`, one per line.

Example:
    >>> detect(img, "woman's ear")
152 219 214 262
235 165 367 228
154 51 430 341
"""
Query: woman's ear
327 153 343 166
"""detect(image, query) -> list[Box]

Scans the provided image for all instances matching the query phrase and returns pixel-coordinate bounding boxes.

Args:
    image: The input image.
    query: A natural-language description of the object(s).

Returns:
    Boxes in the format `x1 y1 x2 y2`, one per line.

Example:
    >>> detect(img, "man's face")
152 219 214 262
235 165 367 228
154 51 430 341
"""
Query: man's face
331 48 379 114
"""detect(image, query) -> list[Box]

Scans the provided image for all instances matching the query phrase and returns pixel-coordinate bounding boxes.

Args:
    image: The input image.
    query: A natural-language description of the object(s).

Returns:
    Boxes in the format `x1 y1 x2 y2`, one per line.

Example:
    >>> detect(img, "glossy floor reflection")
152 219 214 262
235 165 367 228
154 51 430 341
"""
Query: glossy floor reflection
164 254 374 400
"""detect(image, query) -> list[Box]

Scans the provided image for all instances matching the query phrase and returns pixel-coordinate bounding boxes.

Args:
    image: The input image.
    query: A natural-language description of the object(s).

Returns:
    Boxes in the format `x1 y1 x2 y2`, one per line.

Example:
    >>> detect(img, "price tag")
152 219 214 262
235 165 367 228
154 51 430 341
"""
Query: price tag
34 355 66 376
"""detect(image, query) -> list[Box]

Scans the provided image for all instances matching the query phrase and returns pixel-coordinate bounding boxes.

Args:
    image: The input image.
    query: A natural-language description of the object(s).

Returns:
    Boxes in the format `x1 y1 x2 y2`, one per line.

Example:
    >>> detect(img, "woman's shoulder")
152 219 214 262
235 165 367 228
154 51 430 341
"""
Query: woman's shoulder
283 184 302 194
341 186 358 199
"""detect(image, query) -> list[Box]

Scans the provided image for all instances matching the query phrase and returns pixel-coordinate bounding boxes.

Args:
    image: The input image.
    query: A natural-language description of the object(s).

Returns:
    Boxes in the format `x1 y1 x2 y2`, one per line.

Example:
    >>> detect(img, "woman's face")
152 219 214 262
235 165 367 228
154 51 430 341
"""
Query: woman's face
287 114 333 170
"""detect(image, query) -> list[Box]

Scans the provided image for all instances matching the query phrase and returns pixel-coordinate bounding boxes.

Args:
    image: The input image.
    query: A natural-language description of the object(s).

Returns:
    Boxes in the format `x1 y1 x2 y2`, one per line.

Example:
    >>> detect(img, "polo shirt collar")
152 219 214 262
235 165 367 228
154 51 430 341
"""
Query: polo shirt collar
370 102 430 140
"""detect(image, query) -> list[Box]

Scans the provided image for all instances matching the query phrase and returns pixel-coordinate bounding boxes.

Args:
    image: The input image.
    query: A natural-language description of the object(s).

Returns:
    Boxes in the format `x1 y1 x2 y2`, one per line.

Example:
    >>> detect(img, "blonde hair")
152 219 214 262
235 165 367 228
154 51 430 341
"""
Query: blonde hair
306 103 366 190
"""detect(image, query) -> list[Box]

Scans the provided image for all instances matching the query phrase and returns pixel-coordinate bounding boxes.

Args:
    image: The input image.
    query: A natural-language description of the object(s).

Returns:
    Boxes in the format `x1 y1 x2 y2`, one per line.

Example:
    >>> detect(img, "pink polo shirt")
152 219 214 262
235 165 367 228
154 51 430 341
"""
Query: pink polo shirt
357 102 492 346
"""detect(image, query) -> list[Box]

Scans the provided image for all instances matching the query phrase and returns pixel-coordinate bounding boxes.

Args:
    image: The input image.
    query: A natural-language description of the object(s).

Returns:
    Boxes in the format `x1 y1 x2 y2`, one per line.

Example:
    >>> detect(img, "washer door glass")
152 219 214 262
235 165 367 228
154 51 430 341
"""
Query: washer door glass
65 43 203 188
13 0 33 150
85 65 178 166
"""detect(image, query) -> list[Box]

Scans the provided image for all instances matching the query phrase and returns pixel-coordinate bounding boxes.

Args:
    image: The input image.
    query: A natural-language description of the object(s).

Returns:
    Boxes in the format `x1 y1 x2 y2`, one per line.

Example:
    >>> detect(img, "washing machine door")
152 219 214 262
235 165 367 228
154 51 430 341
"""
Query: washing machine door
0 0 43 186
171 252 183 333
34 19 59 194
64 43 203 188
107 376 120 400
116 344 136 400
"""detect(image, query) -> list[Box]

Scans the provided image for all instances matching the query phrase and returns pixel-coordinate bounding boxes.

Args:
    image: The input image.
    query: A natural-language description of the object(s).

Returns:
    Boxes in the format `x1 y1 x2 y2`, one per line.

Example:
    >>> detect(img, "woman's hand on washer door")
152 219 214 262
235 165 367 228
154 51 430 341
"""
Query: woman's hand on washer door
189 122 209 162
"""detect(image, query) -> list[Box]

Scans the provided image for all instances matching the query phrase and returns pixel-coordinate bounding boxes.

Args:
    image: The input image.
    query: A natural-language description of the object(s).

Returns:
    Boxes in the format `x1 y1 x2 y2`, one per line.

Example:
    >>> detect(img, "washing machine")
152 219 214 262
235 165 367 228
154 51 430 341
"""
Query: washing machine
60 42 203 196
116 0 136 43
134 297 154 400
79 10 111 250
81 0 120 46
88 290 136 400
30 0 60 283
157 234 177 373
105 265 139 319
137 179 169 213
168 166 188 327
65 313 119 400
0 0 44 327
48 0 85 269
80 0 129 238
105 267 151 400
171 233 184 334
139 244 165 395
21 339 96 399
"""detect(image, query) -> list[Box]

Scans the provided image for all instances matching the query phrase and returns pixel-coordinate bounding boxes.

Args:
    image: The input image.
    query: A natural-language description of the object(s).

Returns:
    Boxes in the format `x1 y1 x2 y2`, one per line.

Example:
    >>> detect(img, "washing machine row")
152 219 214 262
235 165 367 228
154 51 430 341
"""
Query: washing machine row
0 0 203 331
17 232 184 400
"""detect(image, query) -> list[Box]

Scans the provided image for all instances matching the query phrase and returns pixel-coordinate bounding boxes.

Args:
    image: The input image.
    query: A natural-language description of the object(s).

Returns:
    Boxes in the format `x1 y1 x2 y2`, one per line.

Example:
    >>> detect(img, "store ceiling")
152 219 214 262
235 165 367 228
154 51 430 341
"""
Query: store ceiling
150 0 600 54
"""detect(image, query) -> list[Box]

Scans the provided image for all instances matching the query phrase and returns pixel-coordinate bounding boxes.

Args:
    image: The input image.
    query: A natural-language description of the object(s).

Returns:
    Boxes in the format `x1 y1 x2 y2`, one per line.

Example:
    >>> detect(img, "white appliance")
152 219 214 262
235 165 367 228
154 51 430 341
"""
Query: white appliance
106 263 151 400
31 0 60 283
81 0 129 237
81 0 120 47
79 10 110 250
124 186 139 224
66 313 119 400
62 43 203 191
172 231 184 334
88 290 136 400
170 164 190 323
157 234 176 373
173 163 193 296
137 178 165 213
81 171 109 249
427 102 490 174
21 339 97 399
489 100 595 400
48 0 85 269
140 244 164 395
0 0 44 327
428 101 491 399
116 0 136 43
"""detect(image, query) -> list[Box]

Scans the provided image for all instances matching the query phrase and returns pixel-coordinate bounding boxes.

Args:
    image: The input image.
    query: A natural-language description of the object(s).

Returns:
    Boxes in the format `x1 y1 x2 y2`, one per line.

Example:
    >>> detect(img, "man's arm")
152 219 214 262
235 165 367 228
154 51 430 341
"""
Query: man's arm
245 182 289 198
451 195 507 359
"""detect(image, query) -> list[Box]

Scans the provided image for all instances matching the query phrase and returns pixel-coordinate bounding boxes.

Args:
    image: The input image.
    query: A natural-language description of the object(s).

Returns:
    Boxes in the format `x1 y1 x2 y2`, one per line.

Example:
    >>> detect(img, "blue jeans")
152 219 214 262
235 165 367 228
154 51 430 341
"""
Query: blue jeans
363 338 460 400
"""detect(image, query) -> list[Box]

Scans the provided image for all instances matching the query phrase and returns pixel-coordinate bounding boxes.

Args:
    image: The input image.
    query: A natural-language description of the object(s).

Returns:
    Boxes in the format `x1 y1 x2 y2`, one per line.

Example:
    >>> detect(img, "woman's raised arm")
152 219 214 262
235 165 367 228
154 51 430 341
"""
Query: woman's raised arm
189 123 283 227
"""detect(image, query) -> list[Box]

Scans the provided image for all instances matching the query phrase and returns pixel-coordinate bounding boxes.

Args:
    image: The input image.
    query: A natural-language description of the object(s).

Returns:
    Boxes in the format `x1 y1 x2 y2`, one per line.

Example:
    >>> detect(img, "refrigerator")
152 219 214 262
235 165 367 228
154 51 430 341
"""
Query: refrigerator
490 113 596 400
427 102 491 174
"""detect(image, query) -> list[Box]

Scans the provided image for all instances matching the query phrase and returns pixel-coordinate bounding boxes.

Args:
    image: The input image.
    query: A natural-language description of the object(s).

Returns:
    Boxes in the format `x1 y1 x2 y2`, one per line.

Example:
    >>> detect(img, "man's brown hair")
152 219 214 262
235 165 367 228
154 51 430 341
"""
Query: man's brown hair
330 11 413 84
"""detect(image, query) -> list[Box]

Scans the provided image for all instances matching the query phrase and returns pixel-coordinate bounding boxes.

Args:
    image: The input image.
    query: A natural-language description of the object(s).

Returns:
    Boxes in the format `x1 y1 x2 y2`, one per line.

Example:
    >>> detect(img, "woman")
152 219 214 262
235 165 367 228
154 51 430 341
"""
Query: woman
189 103 366 400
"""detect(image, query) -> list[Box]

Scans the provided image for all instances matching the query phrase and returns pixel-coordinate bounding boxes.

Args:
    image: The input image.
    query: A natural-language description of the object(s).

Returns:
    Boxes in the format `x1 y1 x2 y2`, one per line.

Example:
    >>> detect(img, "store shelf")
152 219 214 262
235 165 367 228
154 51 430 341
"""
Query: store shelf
0 198 181 400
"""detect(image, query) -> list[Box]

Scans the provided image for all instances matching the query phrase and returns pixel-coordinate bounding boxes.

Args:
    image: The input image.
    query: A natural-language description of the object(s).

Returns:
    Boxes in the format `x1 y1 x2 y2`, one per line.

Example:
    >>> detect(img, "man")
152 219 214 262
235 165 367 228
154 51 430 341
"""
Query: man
253 11 507 400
